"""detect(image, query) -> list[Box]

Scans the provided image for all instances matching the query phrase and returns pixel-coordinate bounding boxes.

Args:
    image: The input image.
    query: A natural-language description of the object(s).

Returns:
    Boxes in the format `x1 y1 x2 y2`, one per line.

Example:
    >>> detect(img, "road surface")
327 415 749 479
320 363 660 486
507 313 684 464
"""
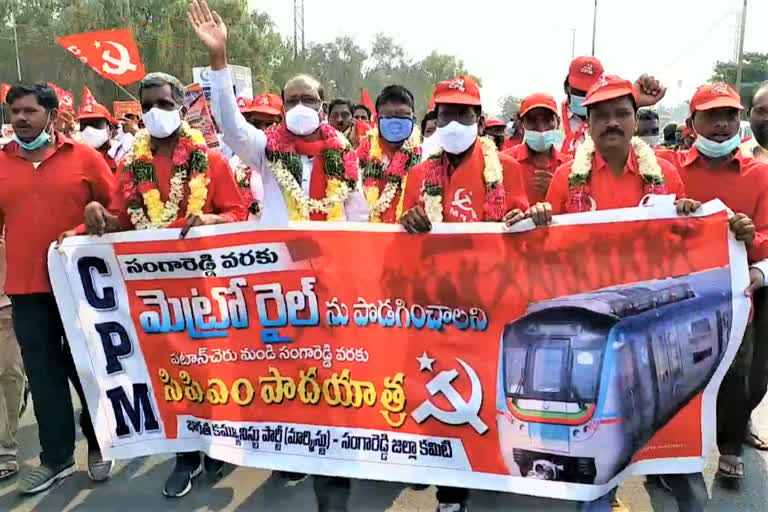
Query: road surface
1 394 766 511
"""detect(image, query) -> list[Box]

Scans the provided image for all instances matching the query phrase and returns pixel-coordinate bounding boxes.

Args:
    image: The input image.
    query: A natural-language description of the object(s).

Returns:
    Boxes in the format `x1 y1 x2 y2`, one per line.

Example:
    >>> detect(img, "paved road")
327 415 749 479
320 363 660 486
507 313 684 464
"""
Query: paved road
1 395 767 512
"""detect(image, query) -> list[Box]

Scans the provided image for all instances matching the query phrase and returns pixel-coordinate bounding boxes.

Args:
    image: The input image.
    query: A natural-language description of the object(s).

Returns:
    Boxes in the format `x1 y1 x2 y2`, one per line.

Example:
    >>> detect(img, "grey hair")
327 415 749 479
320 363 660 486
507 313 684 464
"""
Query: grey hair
139 72 186 107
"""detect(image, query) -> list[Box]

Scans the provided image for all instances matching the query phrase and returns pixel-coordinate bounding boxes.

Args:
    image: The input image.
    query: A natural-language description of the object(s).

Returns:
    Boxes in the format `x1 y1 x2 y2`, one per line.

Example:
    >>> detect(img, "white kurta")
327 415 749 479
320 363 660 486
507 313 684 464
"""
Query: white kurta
209 68 369 225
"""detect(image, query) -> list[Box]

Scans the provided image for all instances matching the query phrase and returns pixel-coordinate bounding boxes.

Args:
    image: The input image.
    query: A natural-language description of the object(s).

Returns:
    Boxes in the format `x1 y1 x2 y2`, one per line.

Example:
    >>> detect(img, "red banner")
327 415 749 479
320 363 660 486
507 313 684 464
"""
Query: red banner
49 202 748 502
113 101 142 119
57 29 146 85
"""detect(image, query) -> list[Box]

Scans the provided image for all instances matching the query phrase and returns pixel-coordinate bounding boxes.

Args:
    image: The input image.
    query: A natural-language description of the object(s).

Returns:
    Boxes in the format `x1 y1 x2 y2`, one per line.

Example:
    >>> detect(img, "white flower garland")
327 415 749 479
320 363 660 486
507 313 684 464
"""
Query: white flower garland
271 157 351 220
569 135 663 186
423 137 504 223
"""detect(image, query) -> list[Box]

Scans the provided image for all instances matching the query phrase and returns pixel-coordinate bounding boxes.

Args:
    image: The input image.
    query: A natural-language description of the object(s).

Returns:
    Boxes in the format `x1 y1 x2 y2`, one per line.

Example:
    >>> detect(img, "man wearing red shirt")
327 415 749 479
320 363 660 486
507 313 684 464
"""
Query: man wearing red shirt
483 118 507 151
504 93 569 204
398 74 528 511
76 102 118 171
82 72 246 498
0 83 116 494
544 76 686 215
562 56 605 158
517 75 709 512
650 82 768 486
400 75 529 238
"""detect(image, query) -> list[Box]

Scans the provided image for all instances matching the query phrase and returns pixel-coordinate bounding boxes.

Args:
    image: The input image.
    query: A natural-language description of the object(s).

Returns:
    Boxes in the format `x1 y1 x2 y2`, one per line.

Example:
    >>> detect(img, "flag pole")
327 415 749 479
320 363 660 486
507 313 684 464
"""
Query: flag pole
113 81 140 102
11 8 22 81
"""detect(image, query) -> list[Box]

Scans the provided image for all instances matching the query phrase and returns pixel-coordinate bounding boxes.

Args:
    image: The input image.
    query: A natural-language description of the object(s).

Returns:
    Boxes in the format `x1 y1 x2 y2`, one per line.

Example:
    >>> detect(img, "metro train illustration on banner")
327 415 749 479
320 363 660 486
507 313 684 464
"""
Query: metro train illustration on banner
496 267 732 484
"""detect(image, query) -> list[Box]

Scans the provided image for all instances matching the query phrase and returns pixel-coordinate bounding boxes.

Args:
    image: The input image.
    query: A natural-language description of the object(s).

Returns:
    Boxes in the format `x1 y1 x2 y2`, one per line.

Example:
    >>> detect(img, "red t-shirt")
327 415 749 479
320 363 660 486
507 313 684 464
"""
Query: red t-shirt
546 147 686 214
503 143 571 204
663 147 768 263
403 140 529 221
0 134 116 294
110 147 247 230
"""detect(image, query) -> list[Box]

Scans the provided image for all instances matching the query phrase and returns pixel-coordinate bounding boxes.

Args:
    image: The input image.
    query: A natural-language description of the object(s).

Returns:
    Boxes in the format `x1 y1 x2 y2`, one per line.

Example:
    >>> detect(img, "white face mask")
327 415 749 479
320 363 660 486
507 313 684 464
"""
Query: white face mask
143 108 182 139
437 121 478 155
285 104 321 136
81 126 110 149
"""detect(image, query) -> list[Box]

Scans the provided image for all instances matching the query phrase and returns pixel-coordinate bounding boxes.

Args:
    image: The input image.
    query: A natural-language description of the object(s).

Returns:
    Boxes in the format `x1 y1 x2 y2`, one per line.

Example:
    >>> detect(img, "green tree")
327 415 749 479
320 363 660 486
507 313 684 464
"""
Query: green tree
497 94 522 123
711 52 768 109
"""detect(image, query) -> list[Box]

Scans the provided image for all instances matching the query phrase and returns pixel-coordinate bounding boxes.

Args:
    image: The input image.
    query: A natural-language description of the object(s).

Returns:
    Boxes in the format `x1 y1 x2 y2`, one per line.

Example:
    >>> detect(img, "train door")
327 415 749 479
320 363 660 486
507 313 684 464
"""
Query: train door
649 326 672 428
665 319 683 400
630 327 656 440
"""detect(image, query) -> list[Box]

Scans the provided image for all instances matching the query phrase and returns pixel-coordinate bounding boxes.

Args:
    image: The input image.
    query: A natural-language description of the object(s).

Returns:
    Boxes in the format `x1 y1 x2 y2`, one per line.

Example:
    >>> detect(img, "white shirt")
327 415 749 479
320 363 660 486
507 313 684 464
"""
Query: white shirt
108 131 134 164
209 68 369 225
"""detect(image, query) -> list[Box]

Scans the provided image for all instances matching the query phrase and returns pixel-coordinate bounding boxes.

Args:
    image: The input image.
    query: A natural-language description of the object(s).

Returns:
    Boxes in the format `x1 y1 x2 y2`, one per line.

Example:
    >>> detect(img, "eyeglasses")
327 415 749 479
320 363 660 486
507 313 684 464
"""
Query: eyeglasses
284 95 322 110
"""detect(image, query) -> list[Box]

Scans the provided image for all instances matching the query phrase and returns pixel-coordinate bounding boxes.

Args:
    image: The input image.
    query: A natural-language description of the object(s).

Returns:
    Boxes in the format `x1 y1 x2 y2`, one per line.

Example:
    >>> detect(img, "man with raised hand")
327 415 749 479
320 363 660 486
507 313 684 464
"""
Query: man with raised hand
189 0 367 227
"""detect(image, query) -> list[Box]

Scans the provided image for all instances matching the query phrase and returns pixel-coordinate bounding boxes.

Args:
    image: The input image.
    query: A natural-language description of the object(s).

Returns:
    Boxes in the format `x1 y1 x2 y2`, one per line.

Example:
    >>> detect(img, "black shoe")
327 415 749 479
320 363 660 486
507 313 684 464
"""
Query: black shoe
279 471 307 483
163 453 203 498
203 455 225 475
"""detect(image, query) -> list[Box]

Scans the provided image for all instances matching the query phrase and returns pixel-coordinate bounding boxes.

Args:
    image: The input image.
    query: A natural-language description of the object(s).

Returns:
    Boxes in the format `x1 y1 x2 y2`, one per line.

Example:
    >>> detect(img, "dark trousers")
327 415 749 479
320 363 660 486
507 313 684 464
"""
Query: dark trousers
662 473 708 512
10 293 97 467
748 288 768 413
436 486 469 504
717 322 755 456
314 476 351 511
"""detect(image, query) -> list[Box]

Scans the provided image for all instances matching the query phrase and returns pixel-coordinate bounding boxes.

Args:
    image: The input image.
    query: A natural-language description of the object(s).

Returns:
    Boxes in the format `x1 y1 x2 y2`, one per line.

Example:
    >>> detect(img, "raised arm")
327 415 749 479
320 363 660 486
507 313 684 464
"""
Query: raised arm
188 0 266 170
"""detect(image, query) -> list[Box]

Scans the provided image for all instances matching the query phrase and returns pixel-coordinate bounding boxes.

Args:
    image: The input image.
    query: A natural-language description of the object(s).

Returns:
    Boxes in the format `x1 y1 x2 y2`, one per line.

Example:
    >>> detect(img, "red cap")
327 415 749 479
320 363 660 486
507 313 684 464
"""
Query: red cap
242 93 283 116
485 118 506 128
519 92 558 119
582 75 637 108
236 96 249 110
433 76 482 106
568 56 604 92
689 82 743 114
76 103 115 125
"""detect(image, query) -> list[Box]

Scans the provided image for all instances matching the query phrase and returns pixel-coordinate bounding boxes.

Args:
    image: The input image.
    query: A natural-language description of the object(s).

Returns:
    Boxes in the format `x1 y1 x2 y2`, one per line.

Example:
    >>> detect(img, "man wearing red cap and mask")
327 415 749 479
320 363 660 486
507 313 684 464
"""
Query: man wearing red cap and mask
483 118 507 151
400 75 529 236
190 1 368 228
646 82 768 487
562 56 605 157
231 93 285 218
504 92 569 204
400 75 528 511
76 103 119 171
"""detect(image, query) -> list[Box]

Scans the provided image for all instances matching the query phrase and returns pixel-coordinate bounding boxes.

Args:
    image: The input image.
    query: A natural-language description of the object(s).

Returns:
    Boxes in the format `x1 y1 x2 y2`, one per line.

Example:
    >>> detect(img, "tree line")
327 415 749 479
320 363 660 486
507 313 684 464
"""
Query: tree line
0 0 477 117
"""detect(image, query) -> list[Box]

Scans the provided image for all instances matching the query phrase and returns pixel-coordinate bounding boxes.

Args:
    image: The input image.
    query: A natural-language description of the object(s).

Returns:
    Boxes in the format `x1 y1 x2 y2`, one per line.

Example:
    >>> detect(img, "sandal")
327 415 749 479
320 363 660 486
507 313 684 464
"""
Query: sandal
717 455 745 480
0 455 18 480
745 421 768 451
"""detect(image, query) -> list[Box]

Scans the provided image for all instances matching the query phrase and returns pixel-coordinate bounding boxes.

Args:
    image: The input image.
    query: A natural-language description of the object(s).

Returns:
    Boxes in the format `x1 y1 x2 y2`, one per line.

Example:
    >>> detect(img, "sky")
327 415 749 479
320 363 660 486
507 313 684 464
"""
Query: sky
248 0 766 116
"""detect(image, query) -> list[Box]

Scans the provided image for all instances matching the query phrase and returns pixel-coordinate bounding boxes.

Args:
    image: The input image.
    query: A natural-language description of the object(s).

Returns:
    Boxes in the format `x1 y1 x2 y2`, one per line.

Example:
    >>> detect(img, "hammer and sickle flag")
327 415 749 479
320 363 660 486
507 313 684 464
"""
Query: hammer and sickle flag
57 29 146 86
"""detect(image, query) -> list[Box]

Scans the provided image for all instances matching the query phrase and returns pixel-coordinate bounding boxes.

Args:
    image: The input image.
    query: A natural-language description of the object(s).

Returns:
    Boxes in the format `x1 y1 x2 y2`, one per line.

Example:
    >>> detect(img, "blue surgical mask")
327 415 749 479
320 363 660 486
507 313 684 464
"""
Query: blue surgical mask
694 133 741 159
570 94 587 117
378 117 414 144
524 129 564 152
13 112 52 151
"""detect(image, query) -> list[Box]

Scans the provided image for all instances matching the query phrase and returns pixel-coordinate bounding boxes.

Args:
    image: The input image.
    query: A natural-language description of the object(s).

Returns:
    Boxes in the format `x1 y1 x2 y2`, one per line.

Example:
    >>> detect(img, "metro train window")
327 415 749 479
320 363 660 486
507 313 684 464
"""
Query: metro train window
571 350 601 401
690 319 711 336
505 347 527 395
533 348 564 393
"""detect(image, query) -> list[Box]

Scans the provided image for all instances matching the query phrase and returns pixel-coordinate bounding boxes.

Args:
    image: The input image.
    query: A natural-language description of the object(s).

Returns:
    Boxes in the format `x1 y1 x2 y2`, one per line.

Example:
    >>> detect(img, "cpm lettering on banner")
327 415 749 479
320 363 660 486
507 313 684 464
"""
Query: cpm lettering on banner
78 256 161 437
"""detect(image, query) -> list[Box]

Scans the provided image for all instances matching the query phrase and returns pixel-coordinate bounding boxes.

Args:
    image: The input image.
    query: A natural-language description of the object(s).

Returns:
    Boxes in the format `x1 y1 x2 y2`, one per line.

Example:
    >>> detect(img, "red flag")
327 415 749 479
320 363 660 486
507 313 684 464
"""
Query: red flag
57 29 146 85
47 83 75 111
1 83 9 104
360 88 376 122
82 86 97 109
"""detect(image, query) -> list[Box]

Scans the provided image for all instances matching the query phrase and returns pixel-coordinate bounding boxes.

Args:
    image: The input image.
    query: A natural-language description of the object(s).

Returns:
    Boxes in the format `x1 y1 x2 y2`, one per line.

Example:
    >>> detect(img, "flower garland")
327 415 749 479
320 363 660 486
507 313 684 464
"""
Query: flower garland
358 127 422 222
567 136 666 213
265 123 359 221
122 122 210 230
233 159 262 218
421 137 506 223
